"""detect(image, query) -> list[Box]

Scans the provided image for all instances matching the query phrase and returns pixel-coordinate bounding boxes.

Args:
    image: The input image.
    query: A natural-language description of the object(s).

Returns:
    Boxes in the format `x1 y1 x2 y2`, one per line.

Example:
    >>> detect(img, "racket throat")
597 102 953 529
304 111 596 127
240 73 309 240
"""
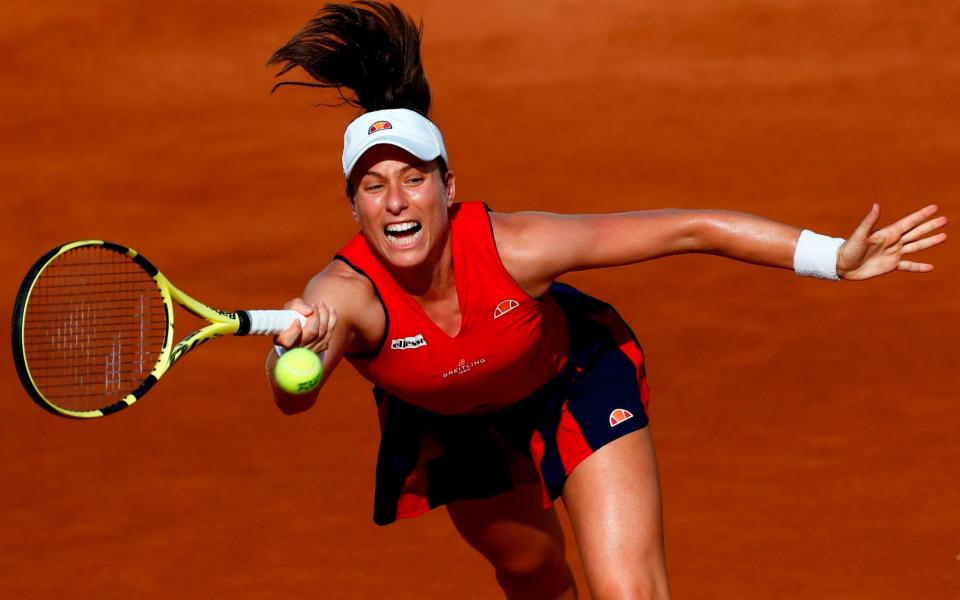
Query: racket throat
168 330 221 368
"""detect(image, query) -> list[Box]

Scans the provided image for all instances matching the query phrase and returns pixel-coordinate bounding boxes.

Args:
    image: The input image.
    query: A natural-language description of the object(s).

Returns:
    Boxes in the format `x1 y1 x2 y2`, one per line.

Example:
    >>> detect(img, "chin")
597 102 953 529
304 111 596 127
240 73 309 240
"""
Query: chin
380 245 429 269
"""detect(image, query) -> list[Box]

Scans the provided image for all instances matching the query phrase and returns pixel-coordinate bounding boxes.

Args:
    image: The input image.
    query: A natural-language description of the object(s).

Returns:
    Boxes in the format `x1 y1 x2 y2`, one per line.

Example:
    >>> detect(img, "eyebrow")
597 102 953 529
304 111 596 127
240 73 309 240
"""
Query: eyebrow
361 161 428 179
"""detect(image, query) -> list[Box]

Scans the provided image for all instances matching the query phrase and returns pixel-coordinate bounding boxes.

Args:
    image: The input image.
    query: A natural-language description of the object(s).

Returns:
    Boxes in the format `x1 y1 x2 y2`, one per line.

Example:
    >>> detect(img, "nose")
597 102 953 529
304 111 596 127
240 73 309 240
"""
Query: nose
384 183 408 215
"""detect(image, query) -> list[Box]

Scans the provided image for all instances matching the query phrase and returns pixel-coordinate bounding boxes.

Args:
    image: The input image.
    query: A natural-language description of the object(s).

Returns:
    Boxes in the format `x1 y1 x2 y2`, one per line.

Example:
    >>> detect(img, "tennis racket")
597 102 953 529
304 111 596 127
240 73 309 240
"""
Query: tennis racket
12 240 305 419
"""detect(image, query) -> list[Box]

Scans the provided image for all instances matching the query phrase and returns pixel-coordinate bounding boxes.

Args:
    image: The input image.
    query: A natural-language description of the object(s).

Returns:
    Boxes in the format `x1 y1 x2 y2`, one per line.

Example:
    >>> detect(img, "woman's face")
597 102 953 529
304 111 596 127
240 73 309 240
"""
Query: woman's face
349 145 455 271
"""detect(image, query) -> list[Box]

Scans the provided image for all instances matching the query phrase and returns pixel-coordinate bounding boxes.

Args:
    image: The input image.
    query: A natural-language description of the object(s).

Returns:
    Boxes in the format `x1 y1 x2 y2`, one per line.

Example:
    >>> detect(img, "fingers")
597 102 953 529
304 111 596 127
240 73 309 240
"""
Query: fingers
283 297 316 317
274 299 337 353
273 319 303 351
850 203 881 241
901 215 948 243
902 232 948 255
303 302 338 353
890 204 940 237
897 260 934 273
274 298 312 349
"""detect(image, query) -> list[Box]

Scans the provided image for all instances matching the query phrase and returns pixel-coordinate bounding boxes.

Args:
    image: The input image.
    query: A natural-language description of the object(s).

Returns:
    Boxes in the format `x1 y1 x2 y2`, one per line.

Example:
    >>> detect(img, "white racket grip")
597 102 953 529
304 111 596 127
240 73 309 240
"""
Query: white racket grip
244 310 307 336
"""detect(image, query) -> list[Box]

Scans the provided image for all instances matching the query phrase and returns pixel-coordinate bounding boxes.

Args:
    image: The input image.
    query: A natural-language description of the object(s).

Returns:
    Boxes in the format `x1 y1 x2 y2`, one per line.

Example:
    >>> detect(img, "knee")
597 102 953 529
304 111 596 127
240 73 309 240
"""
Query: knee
492 542 574 597
588 570 670 600
492 538 565 580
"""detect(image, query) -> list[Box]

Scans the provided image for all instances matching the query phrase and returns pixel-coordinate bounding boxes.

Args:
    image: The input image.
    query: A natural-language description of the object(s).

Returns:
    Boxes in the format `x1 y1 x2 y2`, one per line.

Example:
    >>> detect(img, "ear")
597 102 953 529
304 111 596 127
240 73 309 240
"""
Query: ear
346 196 359 222
443 171 456 207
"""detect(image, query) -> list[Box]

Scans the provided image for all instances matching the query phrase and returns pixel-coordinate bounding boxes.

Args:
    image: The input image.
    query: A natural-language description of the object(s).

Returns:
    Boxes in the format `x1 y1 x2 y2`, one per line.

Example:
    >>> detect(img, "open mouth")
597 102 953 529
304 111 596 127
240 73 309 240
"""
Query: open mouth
384 221 423 247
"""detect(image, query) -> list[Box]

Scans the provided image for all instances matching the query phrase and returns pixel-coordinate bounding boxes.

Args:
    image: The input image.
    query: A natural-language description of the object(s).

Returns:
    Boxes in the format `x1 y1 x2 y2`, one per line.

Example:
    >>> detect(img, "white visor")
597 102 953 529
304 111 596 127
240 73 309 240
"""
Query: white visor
341 108 448 179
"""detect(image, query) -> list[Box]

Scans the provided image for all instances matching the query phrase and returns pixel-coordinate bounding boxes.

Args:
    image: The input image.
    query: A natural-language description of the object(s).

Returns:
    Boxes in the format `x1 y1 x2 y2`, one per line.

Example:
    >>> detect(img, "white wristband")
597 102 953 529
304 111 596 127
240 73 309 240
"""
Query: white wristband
793 229 845 280
274 345 287 357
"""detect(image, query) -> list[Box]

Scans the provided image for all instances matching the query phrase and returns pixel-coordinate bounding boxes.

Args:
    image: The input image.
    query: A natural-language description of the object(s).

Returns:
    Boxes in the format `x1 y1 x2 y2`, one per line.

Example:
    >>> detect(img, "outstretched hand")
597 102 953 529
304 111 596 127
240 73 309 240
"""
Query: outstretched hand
837 204 947 280
274 298 338 354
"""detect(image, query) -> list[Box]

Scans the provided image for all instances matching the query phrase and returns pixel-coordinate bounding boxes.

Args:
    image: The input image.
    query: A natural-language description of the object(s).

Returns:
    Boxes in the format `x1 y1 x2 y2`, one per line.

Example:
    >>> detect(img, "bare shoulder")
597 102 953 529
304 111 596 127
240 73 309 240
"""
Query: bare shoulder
488 210 569 297
489 210 564 255
489 209 560 236
305 259 373 295
302 260 385 353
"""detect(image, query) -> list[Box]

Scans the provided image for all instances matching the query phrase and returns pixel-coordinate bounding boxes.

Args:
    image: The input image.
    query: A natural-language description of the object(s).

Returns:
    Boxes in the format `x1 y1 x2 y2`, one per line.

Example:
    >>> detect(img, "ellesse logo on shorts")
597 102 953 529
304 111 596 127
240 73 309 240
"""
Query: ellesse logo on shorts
493 299 519 319
609 408 634 427
391 334 427 350
368 120 393 134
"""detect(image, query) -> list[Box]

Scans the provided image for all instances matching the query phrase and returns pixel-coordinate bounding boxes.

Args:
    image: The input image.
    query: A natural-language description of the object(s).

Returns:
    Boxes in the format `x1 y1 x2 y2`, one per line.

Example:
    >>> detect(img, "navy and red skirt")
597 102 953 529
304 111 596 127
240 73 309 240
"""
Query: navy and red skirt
371 283 650 525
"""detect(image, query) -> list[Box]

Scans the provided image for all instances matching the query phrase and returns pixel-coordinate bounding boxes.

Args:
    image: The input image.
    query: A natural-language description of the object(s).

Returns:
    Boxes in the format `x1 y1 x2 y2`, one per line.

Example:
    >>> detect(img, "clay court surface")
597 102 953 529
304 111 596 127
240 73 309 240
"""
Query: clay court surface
1 1 957 597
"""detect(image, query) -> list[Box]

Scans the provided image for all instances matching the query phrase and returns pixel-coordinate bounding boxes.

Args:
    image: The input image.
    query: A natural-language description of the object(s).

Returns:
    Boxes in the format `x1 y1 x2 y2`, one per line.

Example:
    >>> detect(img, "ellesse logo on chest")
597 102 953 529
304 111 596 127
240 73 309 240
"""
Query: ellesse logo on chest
493 299 519 319
391 334 427 350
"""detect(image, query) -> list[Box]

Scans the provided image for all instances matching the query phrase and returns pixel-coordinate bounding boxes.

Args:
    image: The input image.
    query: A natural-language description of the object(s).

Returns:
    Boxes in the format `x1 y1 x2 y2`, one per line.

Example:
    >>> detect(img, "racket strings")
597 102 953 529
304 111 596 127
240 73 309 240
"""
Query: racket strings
22 246 167 410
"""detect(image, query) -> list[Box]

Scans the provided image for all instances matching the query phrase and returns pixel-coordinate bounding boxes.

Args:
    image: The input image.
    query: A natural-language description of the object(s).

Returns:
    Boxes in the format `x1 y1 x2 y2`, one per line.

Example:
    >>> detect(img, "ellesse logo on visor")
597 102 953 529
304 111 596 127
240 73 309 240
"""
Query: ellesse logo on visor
368 120 393 134
493 299 519 319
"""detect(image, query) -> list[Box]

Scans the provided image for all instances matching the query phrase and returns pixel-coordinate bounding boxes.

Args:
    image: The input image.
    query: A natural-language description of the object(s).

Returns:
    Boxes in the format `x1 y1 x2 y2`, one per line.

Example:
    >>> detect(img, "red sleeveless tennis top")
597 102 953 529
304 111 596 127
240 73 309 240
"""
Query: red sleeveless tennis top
336 202 569 414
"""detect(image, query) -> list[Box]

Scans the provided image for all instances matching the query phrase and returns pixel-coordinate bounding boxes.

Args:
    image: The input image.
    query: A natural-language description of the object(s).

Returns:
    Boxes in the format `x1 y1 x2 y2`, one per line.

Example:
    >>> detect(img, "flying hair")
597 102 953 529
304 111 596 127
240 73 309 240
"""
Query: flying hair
267 1 432 117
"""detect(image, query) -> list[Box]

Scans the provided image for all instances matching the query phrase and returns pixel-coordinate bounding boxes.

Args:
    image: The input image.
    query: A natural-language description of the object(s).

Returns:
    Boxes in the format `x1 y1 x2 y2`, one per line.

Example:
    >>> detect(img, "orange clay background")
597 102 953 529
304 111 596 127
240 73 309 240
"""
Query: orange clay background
1 1 957 598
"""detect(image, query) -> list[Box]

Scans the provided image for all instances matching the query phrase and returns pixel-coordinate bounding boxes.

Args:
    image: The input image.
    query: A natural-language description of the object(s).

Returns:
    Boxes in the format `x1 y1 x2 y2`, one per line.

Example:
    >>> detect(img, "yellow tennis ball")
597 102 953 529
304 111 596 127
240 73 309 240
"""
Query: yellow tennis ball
274 348 323 394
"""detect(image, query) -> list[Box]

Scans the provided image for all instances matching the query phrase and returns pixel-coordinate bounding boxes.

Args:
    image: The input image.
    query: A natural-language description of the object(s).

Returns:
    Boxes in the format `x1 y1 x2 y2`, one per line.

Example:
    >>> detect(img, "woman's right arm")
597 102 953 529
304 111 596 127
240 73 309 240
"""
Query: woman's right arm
265 261 384 414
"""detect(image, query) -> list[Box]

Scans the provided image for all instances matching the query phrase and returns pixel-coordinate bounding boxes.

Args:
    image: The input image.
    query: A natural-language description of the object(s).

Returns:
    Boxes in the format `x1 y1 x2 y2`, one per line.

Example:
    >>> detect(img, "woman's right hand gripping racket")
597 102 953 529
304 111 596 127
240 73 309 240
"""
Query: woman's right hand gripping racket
11 240 306 418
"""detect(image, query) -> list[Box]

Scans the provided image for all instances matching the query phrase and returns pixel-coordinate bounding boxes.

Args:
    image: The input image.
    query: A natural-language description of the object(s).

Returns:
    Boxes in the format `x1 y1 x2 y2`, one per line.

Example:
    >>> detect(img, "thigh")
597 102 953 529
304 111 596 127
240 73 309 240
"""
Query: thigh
562 427 670 599
447 475 578 599
446 475 567 573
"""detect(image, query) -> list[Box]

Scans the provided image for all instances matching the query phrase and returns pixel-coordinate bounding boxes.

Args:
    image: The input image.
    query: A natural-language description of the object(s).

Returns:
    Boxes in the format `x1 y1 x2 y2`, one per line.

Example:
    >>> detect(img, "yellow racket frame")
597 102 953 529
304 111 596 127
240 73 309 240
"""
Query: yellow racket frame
13 240 247 418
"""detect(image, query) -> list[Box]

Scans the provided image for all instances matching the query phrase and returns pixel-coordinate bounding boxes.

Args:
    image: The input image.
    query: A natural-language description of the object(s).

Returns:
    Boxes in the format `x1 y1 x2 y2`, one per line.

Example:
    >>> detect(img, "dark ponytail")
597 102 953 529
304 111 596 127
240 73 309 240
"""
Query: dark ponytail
267 1 431 117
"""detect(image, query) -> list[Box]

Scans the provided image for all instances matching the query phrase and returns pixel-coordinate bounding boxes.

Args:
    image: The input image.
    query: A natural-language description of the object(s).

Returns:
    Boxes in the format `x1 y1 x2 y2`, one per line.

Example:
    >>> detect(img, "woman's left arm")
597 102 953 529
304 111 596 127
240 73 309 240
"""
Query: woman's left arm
491 204 947 296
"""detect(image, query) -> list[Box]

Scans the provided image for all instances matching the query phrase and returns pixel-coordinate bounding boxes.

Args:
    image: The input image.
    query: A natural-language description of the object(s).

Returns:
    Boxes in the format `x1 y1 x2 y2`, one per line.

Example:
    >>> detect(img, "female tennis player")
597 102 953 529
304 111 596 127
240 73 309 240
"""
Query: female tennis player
264 3 946 598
